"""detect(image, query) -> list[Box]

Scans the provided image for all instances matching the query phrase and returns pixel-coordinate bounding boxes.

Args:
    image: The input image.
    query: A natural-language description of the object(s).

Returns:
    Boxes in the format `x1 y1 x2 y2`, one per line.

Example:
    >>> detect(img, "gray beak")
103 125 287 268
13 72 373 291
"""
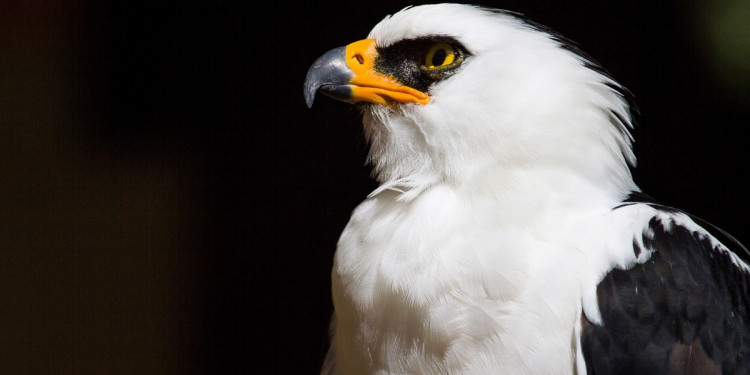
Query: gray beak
303 46 353 108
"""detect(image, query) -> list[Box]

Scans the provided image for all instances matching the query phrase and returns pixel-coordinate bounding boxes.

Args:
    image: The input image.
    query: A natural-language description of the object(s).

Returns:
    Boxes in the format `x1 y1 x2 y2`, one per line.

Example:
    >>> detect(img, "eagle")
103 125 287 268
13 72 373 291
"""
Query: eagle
303 4 750 374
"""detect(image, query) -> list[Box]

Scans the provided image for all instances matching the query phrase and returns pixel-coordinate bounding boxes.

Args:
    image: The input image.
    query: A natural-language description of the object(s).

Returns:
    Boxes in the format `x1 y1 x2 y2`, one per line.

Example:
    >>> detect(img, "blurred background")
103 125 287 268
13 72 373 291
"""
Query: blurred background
1 0 748 374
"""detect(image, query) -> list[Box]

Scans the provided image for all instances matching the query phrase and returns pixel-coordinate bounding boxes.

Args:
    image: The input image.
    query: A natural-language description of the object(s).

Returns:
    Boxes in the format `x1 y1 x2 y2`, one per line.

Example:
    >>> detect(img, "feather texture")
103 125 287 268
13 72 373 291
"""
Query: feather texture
304 4 750 374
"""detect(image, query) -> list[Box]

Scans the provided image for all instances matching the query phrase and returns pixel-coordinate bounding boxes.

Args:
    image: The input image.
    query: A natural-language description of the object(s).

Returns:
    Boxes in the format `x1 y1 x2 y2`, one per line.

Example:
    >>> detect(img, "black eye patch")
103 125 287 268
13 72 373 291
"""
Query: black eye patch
374 36 469 93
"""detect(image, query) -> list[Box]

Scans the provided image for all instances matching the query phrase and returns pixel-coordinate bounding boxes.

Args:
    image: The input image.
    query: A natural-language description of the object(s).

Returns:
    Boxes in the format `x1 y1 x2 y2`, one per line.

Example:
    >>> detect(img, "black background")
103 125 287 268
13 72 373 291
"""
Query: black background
1 1 748 374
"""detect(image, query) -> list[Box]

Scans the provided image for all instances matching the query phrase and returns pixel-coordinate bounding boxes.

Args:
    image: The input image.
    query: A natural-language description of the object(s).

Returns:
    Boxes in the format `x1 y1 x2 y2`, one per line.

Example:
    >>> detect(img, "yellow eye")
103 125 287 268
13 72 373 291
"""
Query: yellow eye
424 43 457 70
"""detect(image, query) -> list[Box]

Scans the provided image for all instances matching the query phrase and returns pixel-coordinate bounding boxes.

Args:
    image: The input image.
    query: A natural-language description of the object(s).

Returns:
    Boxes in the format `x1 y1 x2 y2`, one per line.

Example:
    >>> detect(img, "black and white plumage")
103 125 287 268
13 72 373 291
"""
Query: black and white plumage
304 4 750 374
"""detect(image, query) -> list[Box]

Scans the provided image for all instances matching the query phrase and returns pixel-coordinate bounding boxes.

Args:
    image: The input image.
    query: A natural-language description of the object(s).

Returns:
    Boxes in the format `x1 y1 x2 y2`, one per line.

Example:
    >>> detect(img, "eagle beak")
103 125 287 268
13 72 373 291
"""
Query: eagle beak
304 39 430 108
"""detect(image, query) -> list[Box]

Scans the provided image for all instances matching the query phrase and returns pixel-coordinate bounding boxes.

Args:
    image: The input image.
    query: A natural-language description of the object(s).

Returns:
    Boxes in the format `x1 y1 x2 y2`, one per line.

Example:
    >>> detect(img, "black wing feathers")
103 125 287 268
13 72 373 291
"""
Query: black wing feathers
582 211 750 374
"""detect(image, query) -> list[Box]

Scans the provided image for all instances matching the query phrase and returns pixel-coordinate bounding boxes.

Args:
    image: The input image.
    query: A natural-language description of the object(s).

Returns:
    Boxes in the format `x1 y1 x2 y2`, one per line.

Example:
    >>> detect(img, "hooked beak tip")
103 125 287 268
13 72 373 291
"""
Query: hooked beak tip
304 85 316 108
303 46 350 109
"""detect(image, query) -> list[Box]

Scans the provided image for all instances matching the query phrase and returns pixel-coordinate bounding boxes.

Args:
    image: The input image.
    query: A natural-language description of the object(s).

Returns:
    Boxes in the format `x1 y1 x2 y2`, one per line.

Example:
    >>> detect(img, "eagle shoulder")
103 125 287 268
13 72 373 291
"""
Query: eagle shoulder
582 201 750 374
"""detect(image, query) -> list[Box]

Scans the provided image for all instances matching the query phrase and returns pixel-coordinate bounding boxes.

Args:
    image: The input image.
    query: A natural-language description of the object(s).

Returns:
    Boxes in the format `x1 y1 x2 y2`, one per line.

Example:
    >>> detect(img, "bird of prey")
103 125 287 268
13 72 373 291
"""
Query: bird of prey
304 4 750 374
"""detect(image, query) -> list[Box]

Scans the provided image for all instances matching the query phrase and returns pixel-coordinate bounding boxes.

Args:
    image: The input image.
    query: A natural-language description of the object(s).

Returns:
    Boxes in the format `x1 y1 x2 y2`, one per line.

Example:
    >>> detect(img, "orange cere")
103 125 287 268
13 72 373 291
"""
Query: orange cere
345 39 430 105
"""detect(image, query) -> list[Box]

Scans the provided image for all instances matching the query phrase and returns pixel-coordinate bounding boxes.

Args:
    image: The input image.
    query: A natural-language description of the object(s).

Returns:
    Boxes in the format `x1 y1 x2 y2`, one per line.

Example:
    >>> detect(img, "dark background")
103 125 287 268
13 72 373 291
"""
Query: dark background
1 0 748 374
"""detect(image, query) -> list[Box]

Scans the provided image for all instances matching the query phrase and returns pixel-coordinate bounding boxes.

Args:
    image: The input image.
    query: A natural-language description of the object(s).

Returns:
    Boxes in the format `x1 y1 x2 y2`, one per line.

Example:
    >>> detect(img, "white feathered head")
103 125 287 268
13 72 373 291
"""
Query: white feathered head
305 4 637 200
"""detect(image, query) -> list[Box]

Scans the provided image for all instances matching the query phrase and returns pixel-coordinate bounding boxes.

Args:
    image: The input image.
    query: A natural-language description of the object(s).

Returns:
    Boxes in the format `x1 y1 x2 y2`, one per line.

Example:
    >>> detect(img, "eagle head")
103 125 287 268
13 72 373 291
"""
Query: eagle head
305 4 637 200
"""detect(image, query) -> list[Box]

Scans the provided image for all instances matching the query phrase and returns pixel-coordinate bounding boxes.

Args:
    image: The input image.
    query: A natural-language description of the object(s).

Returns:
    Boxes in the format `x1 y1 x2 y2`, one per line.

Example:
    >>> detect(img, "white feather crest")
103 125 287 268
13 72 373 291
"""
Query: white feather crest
361 4 637 201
